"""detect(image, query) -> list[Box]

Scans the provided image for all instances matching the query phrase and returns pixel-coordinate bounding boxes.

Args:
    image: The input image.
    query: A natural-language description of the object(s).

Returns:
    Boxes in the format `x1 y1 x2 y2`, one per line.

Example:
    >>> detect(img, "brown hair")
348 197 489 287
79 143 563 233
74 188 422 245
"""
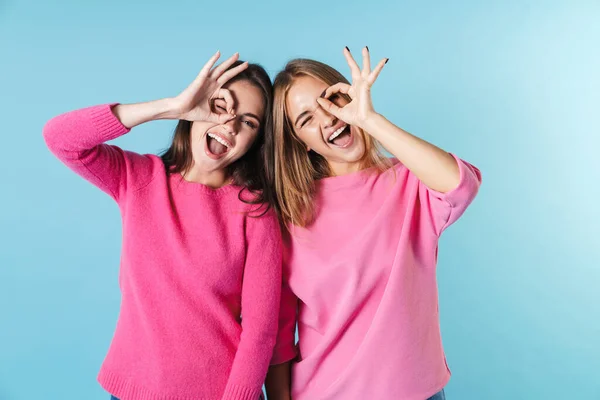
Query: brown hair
161 61 275 215
268 58 391 228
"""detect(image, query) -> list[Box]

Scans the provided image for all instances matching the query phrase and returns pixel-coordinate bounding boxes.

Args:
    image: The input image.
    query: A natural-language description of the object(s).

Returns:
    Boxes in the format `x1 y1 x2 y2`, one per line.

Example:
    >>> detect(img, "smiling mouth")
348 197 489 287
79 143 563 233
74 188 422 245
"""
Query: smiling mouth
205 132 232 159
327 124 353 148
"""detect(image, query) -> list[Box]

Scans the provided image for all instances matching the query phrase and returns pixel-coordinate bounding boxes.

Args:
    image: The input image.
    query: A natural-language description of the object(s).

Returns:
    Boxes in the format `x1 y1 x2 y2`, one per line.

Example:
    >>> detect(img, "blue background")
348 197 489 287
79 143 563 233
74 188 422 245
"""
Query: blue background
1 0 599 399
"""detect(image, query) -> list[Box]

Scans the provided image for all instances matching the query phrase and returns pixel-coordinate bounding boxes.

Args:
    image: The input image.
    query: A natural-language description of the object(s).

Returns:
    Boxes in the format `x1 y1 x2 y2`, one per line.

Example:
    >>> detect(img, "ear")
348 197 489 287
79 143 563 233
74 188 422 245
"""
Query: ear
307 146 311 152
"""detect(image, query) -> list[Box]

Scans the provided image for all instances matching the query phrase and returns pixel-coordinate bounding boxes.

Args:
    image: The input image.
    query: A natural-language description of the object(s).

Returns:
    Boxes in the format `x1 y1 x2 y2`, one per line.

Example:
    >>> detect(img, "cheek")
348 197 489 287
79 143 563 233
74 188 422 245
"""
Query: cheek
355 129 367 148
236 132 259 153
190 122 211 143
296 127 322 148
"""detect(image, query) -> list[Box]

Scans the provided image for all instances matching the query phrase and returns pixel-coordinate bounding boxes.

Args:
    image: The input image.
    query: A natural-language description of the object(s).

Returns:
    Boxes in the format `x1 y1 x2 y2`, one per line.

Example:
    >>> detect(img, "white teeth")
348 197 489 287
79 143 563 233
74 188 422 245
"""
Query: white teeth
328 125 347 142
208 133 231 148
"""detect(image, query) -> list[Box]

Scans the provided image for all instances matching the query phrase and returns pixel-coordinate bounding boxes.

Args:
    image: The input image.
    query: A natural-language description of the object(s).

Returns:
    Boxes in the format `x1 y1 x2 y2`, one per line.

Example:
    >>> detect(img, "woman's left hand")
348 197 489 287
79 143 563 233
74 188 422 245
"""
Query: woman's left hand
316 47 388 129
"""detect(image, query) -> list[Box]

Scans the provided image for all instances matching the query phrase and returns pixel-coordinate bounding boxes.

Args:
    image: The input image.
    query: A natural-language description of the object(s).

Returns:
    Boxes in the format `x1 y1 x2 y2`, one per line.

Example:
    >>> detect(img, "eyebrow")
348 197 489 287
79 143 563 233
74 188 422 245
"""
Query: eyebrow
242 112 261 122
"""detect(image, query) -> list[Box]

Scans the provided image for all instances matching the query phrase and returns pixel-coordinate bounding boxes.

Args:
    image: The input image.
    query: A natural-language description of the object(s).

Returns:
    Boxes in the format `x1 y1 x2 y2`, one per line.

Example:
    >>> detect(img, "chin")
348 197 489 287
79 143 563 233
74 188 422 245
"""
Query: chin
192 146 230 173
339 137 367 163
343 148 367 163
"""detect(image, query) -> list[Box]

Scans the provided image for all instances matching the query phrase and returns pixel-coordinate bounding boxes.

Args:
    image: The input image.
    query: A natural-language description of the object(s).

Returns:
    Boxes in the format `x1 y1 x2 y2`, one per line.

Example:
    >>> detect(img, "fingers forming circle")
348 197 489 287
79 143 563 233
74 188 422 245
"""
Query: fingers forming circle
215 88 236 114
323 82 353 99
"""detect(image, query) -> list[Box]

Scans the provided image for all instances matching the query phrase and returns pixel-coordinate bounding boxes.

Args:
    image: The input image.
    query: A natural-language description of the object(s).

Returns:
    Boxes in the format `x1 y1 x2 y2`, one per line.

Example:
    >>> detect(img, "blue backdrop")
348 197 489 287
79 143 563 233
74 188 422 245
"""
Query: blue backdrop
1 0 598 399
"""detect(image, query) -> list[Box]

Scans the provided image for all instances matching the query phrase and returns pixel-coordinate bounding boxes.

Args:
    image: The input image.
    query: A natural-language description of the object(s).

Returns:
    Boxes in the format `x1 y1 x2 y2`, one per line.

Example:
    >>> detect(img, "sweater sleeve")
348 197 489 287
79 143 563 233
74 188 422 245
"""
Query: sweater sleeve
43 104 154 203
270 243 299 365
418 153 482 236
221 210 283 400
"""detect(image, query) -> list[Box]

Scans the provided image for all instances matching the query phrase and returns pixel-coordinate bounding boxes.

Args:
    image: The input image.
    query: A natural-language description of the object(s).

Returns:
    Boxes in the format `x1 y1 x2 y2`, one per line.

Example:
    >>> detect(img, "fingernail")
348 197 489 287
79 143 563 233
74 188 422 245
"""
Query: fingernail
320 90 326 98
385 58 389 64
366 46 369 52
345 46 350 52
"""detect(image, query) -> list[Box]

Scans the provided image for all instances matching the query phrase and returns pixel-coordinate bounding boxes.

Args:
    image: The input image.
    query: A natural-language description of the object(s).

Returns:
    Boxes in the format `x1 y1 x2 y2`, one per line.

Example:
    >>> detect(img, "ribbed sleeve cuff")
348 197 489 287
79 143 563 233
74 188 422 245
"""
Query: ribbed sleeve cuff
221 384 263 400
89 103 131 142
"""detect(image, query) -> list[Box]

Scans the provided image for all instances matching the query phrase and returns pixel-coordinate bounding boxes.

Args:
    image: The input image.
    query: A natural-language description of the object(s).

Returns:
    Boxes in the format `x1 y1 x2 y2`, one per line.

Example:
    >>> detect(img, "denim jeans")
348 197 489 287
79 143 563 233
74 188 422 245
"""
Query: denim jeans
428 388 446 400
113 389 443 399
111 395 265 399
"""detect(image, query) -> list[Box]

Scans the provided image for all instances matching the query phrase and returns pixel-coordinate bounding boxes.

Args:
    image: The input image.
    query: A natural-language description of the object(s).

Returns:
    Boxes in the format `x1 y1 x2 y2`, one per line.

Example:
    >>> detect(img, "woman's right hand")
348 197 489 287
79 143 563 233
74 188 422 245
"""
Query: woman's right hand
171 51 248 124
112 52 247 129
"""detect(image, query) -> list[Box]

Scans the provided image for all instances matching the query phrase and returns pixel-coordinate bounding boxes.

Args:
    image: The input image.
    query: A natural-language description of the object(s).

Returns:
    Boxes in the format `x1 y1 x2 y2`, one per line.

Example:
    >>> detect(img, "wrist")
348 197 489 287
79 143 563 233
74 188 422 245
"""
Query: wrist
156 97 183 120
358 112 385 133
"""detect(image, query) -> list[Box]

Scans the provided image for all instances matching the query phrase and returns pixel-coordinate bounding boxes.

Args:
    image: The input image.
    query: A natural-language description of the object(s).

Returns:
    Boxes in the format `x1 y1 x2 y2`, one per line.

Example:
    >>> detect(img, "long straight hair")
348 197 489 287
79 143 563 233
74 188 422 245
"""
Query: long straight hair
269 59 391 227
161 61 275 215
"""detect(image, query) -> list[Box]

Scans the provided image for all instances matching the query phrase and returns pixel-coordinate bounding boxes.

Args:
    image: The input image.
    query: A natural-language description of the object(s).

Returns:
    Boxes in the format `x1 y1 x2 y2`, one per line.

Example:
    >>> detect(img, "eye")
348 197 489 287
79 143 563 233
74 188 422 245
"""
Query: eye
329 94 343 105
214 100 228 113
243 120 257 129
300 116 312 128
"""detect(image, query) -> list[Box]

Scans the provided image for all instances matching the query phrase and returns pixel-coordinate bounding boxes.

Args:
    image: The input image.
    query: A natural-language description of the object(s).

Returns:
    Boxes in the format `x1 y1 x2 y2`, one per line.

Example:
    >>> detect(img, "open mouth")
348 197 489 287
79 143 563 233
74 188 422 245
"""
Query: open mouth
327 124 353 148
205 132 232 159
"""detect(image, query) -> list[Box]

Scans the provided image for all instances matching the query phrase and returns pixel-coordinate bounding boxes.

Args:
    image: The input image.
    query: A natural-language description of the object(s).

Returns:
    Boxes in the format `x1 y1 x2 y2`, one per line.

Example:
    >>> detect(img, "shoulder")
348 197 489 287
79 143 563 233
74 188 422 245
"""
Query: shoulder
371 157 412 186
245 205 281 237
121 152 165 192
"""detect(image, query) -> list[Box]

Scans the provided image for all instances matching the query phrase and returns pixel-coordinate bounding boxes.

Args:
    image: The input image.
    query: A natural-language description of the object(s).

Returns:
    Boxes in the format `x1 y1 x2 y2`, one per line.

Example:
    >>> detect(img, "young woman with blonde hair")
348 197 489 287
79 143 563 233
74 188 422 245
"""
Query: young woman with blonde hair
265 47 482 400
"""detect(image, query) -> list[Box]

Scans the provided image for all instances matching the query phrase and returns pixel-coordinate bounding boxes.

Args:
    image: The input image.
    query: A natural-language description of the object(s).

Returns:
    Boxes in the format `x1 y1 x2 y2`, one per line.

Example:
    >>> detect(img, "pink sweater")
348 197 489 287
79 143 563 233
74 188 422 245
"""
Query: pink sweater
43 104 282 400
273 156 481 400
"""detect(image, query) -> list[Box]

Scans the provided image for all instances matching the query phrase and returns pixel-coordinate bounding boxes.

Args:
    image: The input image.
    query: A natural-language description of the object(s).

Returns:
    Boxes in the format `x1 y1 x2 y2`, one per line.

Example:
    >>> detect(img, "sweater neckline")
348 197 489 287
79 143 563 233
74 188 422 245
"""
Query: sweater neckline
169 173 241 196
316 159 398 191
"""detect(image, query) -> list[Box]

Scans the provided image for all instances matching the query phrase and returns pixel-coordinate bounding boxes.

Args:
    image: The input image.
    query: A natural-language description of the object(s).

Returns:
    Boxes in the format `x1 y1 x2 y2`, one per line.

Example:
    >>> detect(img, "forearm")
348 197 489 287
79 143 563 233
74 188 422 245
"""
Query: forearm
222 213 283 399
265 362 292 400
222 292 280 399
112 98 181 129
362 113 460 193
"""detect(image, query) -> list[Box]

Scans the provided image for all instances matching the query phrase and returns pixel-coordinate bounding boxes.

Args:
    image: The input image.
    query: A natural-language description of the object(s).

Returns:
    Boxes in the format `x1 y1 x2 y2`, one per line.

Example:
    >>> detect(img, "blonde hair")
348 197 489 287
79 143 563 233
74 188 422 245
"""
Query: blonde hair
272 58 391 228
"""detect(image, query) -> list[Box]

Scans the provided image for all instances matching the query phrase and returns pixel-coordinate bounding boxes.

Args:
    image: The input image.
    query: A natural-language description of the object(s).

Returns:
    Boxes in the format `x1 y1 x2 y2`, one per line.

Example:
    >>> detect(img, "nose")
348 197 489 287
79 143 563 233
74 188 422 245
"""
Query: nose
222 117 238 135
316 107 337 129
